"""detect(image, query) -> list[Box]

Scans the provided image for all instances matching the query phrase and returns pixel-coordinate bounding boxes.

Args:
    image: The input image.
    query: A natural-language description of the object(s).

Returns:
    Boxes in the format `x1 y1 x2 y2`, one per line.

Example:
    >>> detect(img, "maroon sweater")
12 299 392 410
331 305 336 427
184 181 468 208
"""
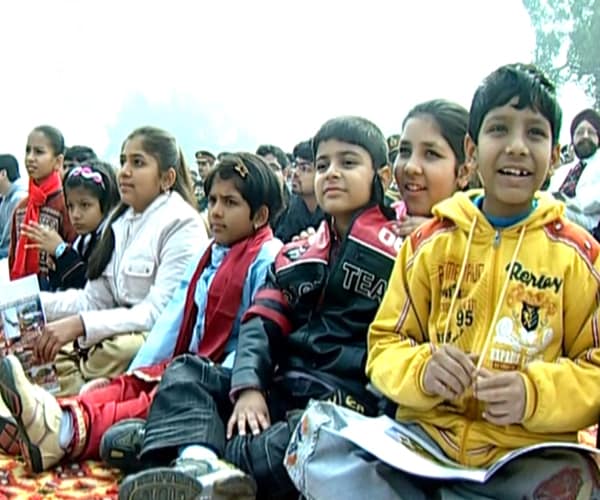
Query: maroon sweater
9 191 77 284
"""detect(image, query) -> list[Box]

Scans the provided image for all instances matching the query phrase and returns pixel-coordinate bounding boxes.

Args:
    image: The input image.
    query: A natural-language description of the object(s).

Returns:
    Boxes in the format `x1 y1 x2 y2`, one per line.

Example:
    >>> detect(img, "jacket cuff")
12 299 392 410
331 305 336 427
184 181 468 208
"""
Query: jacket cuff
417 345 436 397
77 311 100 348
520 371 537 422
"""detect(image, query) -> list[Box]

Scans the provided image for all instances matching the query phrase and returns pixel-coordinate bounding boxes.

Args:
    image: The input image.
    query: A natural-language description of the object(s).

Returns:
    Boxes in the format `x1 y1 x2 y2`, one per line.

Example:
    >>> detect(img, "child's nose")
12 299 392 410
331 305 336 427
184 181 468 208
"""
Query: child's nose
505 134 529 156
324 162 341 177
403 157 423 175
212 201 224 216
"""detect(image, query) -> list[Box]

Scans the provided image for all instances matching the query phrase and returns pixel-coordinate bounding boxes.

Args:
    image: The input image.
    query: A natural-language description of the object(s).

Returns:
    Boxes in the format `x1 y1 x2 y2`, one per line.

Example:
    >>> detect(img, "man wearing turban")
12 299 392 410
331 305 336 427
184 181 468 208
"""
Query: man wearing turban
549 108 600 231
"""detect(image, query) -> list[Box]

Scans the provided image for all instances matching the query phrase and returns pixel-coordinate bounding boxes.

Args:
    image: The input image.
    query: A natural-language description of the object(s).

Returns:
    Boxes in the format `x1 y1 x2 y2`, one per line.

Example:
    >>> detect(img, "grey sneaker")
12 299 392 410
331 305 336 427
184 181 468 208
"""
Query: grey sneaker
118 456 257 500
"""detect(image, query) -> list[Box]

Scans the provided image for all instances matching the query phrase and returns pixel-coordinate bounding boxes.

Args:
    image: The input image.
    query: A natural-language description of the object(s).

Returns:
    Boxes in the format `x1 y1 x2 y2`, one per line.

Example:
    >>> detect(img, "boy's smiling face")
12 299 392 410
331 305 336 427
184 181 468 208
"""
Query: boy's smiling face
314 139 376 234
466 96 560 218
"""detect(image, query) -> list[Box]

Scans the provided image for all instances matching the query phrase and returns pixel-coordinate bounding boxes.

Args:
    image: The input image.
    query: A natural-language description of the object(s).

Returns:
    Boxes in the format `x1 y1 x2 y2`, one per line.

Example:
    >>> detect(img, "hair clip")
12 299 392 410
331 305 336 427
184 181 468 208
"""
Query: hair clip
234 163 249 179
68 165 105 188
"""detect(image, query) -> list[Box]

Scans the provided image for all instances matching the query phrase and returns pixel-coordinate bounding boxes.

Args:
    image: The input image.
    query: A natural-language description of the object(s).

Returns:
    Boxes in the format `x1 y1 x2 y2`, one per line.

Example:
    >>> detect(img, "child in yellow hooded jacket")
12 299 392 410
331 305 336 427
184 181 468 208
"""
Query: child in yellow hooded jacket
367 64 600 498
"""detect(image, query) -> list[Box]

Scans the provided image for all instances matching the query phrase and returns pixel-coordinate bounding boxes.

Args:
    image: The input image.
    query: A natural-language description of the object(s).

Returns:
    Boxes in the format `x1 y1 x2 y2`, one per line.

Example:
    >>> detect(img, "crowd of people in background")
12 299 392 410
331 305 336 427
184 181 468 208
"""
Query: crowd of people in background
0 62 599 499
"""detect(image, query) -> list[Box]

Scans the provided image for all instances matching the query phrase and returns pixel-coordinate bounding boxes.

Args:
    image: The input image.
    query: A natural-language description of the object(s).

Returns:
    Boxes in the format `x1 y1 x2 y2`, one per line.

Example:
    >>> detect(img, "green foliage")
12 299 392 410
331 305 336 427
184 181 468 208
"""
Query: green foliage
523 0 600 108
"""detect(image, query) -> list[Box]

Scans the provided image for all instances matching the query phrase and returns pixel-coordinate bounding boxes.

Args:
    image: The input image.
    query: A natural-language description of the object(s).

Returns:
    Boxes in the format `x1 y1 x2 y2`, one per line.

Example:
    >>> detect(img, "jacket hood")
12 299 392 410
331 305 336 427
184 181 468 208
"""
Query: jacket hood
432 189 564 236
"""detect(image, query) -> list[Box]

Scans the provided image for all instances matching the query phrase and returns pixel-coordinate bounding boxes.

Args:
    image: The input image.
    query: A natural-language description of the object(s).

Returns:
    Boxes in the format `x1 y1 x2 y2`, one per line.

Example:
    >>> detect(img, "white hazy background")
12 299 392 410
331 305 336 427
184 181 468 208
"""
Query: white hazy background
0 0 593 171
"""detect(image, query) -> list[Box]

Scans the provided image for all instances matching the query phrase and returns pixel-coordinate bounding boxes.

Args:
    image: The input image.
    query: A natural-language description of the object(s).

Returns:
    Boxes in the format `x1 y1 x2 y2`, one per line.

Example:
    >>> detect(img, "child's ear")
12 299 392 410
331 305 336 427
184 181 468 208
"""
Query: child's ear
54 154 65 172
550 143 561 171
461 134 481 189
464 135 477 166
252 205 269 229
377 165 392 190
456 161 474 190
160 167 177 191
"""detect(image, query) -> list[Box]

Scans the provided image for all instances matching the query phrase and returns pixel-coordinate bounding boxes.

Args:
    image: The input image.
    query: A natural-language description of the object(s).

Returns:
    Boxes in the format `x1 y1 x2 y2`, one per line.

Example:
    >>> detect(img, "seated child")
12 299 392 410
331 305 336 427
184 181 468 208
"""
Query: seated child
0 153 284 474
304 63 600 499
392 98 474 237
105 116 402 500
34 126 206 396
20 160 120 290
9 125 77 289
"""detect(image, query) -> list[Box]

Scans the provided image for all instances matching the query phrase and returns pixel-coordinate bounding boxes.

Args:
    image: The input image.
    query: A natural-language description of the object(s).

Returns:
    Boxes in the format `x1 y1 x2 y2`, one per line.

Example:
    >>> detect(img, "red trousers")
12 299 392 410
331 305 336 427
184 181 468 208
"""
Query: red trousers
60 374 158 461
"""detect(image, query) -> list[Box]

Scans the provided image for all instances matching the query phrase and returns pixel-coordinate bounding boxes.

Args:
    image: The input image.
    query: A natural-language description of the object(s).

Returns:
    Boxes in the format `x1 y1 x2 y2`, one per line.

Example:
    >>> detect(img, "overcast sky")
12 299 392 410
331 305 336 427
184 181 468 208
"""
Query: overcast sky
0 0 592 171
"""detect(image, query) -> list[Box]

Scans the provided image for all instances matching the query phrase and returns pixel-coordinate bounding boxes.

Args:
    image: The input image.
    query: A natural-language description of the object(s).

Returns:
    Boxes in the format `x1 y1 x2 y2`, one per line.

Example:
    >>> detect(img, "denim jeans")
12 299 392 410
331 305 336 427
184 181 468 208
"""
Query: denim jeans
140 354 358 499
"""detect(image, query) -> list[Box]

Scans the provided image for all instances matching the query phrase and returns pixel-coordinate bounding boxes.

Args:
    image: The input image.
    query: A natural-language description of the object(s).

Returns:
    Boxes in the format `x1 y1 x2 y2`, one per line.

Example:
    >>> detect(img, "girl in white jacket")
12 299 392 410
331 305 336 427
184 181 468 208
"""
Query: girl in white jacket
35 126 207 395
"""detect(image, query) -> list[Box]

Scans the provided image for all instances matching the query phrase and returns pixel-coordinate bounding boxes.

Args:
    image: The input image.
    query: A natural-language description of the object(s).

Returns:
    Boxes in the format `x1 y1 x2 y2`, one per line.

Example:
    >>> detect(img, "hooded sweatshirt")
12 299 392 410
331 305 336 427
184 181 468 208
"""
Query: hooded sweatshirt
367 189 600 467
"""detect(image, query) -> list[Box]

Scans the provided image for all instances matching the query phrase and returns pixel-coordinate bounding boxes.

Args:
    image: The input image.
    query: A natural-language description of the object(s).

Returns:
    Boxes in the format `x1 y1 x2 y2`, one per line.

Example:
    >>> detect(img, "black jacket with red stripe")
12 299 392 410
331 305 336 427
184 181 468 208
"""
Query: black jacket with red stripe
230 205 399 399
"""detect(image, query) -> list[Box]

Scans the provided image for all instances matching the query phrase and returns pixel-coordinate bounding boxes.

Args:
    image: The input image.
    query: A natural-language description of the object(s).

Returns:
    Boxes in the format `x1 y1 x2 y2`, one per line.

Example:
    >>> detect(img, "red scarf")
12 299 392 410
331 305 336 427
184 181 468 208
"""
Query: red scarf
10 172 63 280
173 225 274 361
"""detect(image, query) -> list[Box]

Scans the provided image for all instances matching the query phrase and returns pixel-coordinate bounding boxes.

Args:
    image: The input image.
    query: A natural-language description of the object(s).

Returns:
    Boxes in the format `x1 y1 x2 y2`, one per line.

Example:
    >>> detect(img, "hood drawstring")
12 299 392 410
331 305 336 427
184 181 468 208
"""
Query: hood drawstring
443 217 478 343
475 225 527 371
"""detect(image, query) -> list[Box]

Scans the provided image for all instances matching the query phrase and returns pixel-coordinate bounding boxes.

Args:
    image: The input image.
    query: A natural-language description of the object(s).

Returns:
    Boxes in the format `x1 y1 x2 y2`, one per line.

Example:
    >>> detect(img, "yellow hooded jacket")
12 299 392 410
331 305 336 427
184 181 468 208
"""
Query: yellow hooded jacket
367 190 600 467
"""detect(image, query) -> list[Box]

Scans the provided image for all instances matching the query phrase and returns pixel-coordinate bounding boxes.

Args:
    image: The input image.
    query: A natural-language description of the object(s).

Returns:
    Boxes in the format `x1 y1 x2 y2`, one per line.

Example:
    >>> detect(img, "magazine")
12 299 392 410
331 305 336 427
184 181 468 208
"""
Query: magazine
334 404 600 482
0 275 59 393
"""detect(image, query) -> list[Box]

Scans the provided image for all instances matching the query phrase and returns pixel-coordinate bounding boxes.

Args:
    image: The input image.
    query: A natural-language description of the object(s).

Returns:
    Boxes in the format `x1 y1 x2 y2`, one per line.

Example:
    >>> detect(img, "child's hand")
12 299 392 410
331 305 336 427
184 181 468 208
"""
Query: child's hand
474 369 526 425
227 389 271 439
35 315 84 363
391 215 431 237
21 222 64 255
423 345 477 400
291 226 316 242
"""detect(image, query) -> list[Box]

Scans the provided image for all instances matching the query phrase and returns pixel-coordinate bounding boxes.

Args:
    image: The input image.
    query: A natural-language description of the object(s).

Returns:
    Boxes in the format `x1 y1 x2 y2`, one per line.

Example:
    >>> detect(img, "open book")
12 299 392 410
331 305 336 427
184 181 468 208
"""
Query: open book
286 400 600 485
336 404 600 482
0 275 59 393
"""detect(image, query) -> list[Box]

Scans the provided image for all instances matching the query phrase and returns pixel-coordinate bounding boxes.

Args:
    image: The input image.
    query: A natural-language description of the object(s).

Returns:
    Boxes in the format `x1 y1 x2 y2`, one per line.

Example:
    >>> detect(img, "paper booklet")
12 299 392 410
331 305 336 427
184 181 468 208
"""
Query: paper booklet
0 275 59 393
334 404 600 483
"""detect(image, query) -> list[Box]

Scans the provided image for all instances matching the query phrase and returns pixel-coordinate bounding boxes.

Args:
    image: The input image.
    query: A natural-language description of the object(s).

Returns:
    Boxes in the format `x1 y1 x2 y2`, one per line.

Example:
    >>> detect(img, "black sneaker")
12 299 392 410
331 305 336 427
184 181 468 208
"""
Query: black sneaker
118 457 257 500
99 418 146 472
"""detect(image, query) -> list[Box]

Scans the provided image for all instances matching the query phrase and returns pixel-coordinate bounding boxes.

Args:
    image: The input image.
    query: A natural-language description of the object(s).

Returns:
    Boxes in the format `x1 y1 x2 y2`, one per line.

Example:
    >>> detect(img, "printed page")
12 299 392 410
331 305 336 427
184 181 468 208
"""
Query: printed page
338 411 489 482
338 409 600 483
485 440 600 479
0 275 60 393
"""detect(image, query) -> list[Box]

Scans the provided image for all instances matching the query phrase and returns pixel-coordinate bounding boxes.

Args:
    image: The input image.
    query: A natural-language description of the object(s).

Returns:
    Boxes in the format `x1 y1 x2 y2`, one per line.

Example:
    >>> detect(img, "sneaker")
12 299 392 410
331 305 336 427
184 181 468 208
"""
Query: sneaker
99 418 146 472
118 457 257 500
0 395 20 456
0 355 64 472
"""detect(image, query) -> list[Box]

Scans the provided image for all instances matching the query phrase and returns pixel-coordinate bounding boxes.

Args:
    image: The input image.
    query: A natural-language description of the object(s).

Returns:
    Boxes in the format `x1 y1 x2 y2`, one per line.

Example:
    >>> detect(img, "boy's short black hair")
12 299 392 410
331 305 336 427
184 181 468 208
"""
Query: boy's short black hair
0 154 20 182
204 152 284 226
468 63 562 146
255 144 290 170
311 116 388 169
65 145 97 165
312 116 391 212
292 140 314 162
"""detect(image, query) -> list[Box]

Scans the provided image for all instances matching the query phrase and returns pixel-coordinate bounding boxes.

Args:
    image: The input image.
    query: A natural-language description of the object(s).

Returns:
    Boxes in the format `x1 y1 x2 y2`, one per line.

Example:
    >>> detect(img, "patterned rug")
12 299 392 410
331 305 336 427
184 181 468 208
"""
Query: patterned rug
0 427 595 498
0 454 120 499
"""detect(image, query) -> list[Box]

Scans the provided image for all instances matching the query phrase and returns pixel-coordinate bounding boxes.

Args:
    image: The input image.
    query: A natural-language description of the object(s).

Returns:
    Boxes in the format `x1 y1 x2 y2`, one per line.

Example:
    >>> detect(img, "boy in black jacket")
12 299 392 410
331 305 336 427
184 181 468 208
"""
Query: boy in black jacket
110 116 401 500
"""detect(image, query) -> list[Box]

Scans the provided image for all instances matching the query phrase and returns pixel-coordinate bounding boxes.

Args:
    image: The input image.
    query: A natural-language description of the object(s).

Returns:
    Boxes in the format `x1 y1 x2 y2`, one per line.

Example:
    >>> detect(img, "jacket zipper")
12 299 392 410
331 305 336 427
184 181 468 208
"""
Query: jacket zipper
459 229 501 464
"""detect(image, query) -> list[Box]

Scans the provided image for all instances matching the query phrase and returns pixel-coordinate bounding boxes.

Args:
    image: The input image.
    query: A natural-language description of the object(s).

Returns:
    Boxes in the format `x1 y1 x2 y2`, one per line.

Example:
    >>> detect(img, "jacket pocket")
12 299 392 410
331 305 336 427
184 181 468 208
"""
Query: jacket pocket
122 259 156 302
